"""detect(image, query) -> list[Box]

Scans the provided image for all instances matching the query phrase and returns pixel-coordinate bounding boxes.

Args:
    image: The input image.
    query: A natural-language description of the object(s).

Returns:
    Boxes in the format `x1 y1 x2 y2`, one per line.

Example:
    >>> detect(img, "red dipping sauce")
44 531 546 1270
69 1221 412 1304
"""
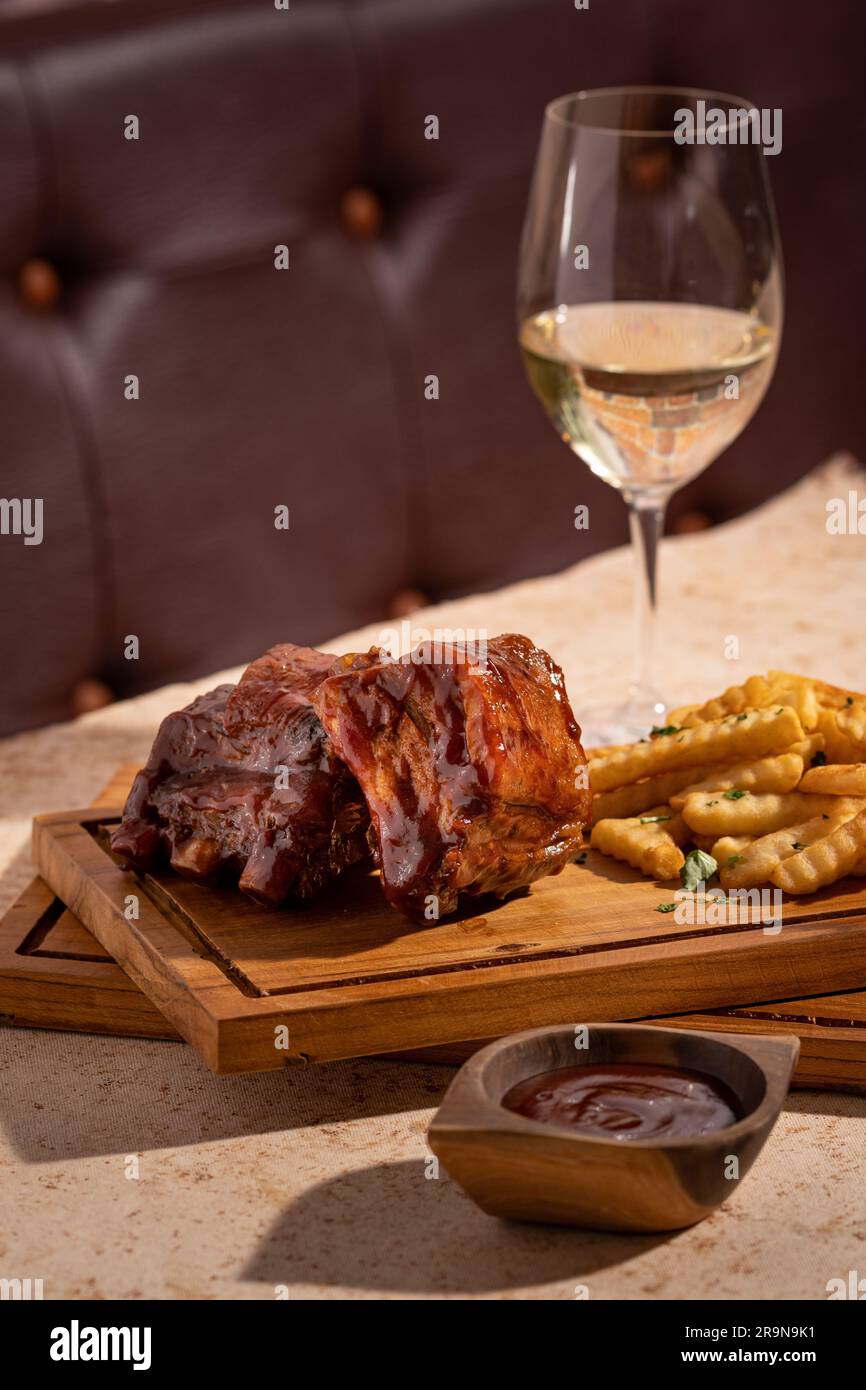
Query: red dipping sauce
502 1062 741 1141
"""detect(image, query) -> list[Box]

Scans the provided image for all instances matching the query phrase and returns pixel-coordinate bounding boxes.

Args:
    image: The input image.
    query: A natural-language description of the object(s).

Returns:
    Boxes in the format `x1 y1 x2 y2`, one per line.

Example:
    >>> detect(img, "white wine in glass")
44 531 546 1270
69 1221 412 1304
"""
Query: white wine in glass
518 88 783 745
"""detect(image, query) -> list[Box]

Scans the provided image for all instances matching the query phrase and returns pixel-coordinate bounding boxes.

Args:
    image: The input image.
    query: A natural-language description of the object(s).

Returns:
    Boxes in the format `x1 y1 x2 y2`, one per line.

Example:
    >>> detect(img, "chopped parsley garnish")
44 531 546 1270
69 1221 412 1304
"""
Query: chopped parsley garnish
680 848 719 892
723 789 748 800
650 725 682 738
656 902 677 914
726 854 744 867
736 713 749 721
791 842 806 851
846 696 854 706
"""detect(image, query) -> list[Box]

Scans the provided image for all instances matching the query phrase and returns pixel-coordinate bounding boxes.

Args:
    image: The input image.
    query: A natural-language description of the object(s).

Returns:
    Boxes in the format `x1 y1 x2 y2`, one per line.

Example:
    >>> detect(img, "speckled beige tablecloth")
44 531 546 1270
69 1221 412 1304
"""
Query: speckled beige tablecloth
1 456 865 1301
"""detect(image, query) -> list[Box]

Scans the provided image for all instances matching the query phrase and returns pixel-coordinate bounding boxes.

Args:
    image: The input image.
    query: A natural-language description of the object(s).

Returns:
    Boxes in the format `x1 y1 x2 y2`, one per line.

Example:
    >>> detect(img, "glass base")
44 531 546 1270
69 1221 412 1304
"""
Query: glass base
579 686 668 749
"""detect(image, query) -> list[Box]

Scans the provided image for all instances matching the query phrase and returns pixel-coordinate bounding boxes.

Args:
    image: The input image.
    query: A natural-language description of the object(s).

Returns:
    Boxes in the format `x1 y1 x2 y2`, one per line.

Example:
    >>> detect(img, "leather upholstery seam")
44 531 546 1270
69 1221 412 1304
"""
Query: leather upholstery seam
11 58 59 253
35 319 120 688
338 0 436 592
11 59 119 686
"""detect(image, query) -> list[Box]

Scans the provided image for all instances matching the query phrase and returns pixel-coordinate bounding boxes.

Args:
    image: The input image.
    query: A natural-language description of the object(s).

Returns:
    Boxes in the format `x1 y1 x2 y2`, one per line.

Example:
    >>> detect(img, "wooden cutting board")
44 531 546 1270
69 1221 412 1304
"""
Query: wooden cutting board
31 769 866 1075
0 875 178 1041
0 766 172 1040
5 875 866 1089
0 765 862 1089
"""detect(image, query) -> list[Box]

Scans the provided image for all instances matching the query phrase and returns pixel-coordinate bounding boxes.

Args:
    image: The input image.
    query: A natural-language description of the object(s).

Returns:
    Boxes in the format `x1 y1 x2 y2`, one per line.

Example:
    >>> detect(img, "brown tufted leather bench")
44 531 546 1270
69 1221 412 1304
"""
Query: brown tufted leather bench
0 0 863 733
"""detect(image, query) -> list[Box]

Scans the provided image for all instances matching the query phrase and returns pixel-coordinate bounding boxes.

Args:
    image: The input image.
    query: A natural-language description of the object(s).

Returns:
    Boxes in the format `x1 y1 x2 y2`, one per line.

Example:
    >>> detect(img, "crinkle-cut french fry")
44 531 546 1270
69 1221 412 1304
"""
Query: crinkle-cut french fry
586 742 632 760
718 813 848 890
666 702 701 726
679 675 773 726
789 733 825 762
591 762 723 823
772 809 866 894
711 835 754 866
680 790 864 837
588 671 866 899
799 763 866 796
669 752 803 809
591 807 688 880
836 704 866 748
767 679 819 732
770 670 866 711
588 706 804 793
816 707 866 763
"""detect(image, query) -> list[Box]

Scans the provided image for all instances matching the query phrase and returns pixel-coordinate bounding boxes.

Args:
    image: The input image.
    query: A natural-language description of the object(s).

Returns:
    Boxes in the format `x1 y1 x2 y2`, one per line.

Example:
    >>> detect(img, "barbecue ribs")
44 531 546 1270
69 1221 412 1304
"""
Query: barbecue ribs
313 633 590 920
110 644 369 904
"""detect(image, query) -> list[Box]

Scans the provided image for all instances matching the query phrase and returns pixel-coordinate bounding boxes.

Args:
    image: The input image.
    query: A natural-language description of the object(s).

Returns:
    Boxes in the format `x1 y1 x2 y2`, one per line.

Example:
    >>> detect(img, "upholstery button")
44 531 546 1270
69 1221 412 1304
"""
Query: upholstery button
19 257 62 310
340 187 384 239
672 510 712 535
387 587 430 619
71 678 114 717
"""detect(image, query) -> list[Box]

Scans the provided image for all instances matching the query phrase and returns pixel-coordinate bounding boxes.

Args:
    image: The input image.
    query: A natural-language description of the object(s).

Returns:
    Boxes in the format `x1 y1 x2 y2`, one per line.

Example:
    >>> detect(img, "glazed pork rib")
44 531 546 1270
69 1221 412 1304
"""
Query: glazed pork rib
110 644 369 905
313 633 590 921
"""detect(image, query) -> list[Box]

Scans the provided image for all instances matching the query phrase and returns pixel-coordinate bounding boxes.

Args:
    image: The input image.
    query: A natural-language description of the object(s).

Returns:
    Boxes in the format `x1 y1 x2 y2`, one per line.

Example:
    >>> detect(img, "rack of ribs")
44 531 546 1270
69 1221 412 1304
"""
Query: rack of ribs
313 633 590 921
109 644 370 905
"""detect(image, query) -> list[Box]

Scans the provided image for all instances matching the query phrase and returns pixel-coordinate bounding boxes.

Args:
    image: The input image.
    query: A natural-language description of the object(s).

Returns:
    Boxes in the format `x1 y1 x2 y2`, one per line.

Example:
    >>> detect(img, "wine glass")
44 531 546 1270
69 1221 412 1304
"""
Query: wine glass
517 87 783 745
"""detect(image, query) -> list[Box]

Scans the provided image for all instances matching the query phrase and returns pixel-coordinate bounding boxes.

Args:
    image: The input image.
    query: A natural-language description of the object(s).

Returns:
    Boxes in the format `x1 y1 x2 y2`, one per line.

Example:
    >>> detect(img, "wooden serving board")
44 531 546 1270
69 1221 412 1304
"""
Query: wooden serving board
0 875 178 1041
1 767 864 1088
31 771 866 1074
412 1001 866 1093
5 876 866 1089
0 767 174 1040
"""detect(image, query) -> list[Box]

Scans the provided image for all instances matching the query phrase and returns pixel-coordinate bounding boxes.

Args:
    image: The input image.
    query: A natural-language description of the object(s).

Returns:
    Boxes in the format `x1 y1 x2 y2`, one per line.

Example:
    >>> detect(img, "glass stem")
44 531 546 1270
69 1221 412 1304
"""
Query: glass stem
624 490 670 703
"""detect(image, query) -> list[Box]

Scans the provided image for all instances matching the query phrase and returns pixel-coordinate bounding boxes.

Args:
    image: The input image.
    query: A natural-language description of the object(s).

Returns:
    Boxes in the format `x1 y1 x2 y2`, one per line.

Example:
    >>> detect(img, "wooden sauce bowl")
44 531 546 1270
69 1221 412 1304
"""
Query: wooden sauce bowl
428 1023 799 1232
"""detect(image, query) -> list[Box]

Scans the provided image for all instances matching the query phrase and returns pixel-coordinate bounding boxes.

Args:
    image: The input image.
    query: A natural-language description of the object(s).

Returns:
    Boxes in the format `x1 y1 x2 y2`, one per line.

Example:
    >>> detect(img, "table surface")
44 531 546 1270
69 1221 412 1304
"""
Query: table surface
2 455 865 1301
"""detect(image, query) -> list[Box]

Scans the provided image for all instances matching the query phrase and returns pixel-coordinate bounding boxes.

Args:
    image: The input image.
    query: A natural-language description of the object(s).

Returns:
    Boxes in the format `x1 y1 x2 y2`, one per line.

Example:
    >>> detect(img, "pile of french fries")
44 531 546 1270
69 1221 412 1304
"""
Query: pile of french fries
587 671 866 896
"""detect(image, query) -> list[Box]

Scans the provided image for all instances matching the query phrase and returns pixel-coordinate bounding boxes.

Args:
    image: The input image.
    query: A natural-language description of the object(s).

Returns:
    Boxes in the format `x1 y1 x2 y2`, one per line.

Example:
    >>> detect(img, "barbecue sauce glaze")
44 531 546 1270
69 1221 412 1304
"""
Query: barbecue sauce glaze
313 635 591 920
502 1062 741 1140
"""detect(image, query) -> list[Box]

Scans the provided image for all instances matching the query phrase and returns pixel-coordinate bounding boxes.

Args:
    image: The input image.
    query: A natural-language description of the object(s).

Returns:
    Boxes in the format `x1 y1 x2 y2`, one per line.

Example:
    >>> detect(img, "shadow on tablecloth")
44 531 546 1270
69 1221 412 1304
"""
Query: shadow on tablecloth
242 1157 674 1295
